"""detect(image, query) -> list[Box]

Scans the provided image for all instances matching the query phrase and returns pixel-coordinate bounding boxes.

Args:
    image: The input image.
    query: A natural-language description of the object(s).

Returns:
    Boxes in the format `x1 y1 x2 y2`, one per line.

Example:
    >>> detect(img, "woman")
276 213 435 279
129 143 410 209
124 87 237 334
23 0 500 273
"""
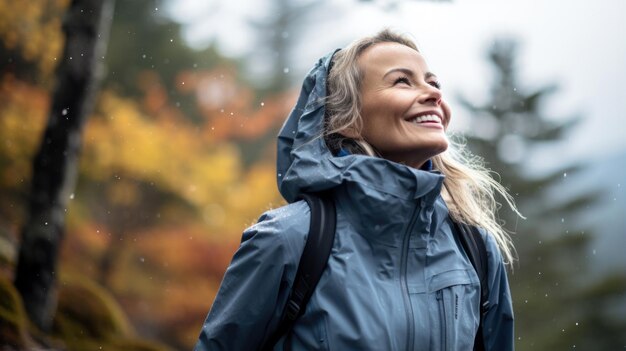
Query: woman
195 29 519 351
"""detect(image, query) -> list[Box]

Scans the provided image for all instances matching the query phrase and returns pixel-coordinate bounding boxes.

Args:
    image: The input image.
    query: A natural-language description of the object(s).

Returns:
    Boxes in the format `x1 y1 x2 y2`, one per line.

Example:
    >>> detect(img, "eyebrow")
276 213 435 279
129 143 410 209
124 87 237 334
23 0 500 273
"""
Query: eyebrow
383 68 438 80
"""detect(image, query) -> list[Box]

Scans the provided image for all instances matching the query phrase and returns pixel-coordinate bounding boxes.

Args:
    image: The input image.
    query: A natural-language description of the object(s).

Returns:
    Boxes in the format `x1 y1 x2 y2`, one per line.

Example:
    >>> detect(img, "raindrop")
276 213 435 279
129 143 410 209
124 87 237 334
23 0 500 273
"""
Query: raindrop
193 63 197 68
561 218 565 223
230 112 234 116
62 108 68 116
44 222 48 226
142 54 146 59
592 249 597 255
170 38 173 42
70 193 75 199
575 322 579 326
140 257 145 263
563 172 567 178
260 102 265 107
283 67 290 74
155 7 158 11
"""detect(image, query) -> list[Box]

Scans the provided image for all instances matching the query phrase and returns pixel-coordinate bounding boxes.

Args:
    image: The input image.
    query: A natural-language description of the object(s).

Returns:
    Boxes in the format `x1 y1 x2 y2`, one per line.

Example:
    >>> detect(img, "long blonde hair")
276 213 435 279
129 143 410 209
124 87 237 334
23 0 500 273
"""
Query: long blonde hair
324 29 522 264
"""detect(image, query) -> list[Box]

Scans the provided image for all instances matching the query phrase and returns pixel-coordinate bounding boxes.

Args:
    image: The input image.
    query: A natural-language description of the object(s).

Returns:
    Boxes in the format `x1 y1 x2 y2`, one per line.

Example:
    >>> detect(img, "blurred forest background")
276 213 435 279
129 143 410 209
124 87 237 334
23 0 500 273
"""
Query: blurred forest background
0 0 624 350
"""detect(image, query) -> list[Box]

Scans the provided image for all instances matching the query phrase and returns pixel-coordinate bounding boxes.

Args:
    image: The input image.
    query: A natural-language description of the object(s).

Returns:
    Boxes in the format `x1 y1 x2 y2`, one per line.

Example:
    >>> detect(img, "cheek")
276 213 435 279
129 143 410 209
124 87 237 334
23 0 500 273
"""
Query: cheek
441 101 452 129
360 102 400 131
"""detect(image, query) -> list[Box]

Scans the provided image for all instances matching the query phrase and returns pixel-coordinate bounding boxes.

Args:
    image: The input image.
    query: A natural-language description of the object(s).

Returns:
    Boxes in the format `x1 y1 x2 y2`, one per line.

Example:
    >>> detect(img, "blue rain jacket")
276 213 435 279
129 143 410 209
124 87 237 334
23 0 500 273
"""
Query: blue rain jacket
195 50 514 351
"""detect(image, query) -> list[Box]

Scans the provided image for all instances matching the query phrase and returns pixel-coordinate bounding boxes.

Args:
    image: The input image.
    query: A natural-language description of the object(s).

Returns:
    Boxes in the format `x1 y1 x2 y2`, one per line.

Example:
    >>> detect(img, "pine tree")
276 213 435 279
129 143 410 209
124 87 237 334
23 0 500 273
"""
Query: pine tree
458 38 626 349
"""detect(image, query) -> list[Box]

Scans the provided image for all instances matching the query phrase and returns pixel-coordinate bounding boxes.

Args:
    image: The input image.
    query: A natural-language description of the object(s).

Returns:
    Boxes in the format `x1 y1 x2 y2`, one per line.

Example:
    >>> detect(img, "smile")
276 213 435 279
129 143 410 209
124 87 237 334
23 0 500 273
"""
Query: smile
406 114 442 125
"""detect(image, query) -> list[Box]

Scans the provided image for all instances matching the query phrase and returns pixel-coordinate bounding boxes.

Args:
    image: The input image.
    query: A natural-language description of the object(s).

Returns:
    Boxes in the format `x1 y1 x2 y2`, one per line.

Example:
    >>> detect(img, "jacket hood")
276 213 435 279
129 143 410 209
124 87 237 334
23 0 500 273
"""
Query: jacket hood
276 49 445 204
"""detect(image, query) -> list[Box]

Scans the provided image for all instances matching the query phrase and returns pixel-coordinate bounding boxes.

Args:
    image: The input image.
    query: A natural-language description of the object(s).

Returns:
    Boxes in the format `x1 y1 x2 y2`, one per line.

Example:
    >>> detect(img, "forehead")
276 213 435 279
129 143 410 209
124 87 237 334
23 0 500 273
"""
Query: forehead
358 42 429 78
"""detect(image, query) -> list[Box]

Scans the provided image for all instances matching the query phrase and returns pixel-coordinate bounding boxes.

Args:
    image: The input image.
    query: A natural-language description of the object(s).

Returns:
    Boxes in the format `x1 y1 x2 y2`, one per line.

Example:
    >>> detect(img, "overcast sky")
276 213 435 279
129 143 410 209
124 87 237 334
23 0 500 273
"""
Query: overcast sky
166 0 626 172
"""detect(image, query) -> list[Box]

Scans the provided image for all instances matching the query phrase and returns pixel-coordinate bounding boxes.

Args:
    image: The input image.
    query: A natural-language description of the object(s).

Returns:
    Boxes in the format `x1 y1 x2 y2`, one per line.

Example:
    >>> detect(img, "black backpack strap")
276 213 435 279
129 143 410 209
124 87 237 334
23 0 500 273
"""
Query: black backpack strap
260 192 336 351
452 220 490 351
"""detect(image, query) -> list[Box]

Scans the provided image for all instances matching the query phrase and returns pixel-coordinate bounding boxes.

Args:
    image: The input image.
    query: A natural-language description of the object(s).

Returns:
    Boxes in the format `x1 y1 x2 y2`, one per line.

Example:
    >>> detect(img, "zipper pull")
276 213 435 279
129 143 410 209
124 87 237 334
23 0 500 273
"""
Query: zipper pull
436 290 443 301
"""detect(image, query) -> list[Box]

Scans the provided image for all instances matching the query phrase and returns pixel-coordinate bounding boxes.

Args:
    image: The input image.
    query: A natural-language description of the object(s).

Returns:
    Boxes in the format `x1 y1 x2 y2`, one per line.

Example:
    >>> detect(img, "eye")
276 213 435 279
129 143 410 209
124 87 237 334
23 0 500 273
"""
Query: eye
428 80 442 89
393 76 411 86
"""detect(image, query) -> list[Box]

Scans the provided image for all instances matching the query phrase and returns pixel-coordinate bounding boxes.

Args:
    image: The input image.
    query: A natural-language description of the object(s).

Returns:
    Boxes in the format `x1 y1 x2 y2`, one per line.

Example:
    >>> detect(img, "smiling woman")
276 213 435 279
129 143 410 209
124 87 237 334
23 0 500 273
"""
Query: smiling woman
195 29 522 351
352 42 451 168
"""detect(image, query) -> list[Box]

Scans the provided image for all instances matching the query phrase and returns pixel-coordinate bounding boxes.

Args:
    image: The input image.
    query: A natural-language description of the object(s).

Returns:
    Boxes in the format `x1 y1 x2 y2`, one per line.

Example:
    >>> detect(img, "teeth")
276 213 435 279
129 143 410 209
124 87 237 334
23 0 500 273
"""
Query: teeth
409 114 441 124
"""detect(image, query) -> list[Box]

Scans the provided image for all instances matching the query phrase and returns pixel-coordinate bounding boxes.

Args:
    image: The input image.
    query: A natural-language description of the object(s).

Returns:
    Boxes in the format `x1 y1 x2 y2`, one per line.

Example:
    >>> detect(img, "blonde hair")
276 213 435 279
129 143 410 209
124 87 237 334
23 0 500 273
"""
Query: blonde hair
324 29 522 265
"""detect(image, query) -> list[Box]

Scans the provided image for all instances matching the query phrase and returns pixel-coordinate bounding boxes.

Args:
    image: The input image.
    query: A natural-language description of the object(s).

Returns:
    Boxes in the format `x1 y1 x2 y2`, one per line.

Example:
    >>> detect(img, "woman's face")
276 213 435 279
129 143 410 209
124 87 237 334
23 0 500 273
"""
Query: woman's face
354 42 452 168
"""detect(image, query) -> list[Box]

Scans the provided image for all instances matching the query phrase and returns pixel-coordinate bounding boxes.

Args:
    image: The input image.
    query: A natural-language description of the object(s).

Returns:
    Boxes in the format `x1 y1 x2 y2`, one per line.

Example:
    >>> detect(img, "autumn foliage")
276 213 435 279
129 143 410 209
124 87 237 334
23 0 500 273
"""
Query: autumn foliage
0 1 294 349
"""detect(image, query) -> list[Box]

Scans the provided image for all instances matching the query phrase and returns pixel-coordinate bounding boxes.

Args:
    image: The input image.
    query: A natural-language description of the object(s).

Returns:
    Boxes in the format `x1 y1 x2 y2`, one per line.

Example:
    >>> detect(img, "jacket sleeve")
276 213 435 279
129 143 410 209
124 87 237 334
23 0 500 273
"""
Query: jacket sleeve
194 208 305 351
481 231 515 351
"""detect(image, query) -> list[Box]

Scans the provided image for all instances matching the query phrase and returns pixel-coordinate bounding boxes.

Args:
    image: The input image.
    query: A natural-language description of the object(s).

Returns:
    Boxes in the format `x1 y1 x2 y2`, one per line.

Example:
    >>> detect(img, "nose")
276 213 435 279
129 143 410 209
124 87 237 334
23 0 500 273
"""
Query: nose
419 85 442 106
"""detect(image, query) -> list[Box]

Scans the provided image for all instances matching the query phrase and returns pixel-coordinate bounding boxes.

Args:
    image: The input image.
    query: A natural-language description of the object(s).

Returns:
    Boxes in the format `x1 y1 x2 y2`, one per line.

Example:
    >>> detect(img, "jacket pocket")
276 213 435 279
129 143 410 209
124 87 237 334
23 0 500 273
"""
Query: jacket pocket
430 269 480 351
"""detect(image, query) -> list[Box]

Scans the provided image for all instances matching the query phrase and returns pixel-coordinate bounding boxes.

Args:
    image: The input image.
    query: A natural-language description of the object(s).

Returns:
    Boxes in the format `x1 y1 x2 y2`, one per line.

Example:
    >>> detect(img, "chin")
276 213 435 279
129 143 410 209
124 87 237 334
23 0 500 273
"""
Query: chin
428 139 449 157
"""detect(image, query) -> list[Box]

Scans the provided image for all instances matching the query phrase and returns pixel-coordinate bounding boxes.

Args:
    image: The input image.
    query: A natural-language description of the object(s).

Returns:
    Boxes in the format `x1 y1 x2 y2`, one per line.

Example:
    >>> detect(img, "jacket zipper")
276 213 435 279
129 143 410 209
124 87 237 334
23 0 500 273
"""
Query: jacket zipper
436 290 448 350
400 201 421 351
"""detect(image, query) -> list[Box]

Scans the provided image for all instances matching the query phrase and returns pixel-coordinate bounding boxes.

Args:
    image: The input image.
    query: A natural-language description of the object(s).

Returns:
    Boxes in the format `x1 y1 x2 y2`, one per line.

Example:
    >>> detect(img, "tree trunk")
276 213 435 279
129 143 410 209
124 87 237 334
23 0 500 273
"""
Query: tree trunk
14 0 115 332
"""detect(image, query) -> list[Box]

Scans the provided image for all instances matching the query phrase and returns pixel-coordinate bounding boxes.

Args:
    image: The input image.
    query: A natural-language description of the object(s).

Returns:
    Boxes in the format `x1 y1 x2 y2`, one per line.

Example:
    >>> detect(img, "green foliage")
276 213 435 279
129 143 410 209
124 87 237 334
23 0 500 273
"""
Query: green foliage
52 276 134 340
104 0 234 125
2 270 168 350
51 275 172 351
459 37 626 349
106 0 220 92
